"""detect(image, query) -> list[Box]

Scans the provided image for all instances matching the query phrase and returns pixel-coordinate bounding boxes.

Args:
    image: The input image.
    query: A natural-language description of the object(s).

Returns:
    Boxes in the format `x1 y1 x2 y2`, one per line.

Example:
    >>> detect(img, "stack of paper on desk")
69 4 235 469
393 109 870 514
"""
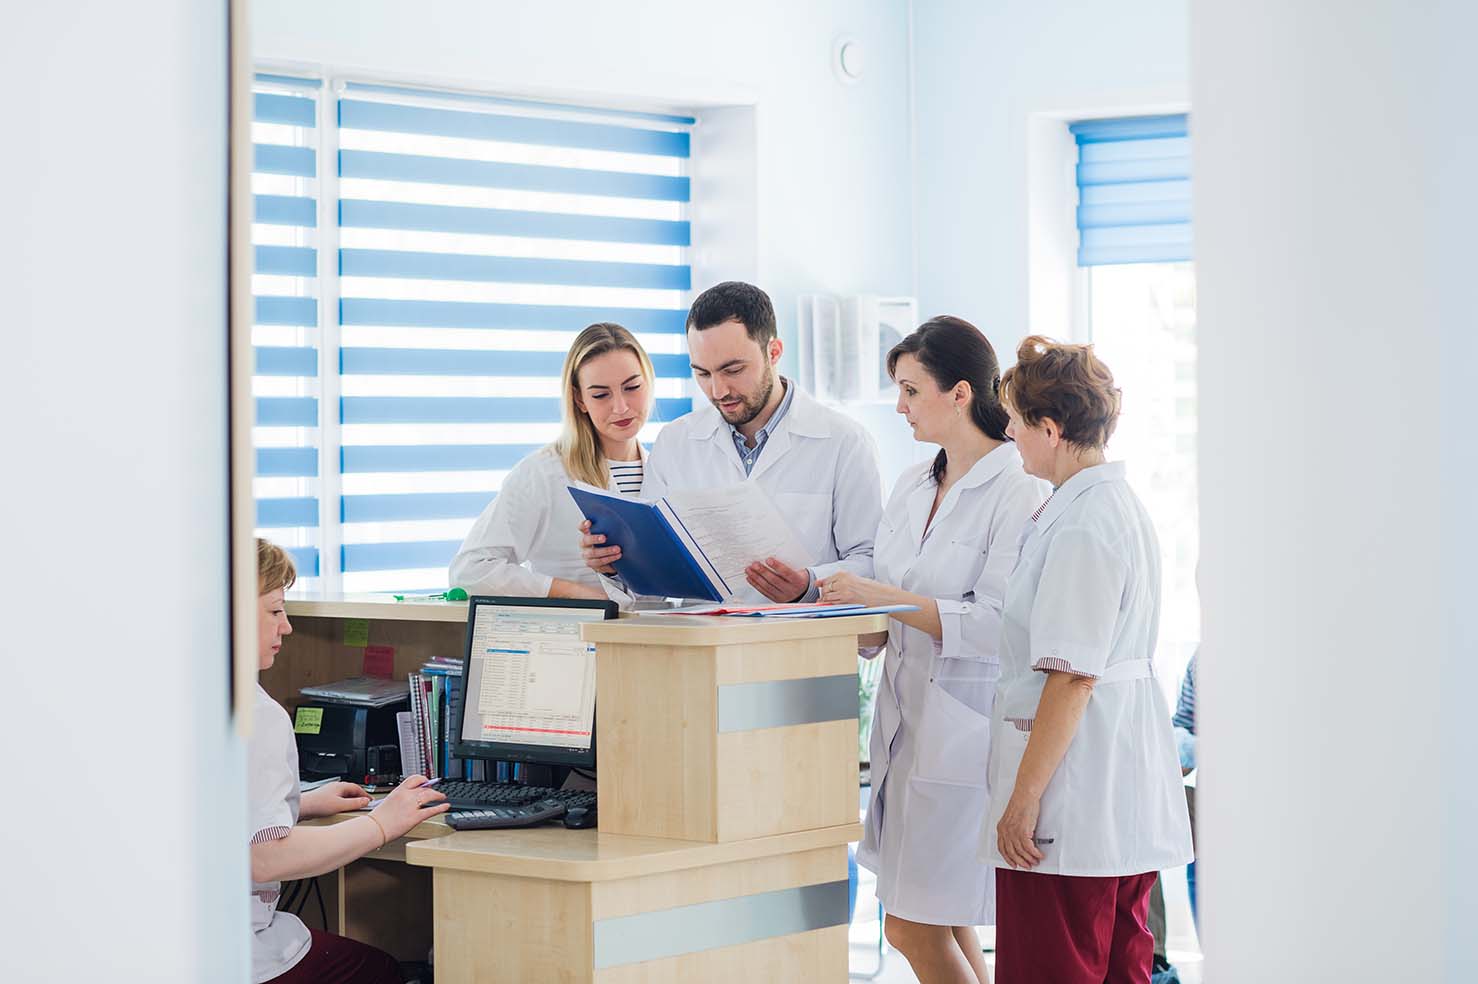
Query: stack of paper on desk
655 602 919 619
567 481 811 602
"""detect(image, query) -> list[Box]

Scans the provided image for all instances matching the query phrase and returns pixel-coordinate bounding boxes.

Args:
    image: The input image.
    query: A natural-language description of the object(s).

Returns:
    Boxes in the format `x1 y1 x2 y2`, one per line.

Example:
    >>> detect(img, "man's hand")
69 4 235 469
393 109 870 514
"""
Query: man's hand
579 519 621 575
745 557 812 603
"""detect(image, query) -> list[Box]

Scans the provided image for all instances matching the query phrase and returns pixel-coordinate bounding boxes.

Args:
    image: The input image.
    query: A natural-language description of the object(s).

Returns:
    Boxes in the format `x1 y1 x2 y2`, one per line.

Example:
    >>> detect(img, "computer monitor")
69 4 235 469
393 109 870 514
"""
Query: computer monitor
451 595 616 770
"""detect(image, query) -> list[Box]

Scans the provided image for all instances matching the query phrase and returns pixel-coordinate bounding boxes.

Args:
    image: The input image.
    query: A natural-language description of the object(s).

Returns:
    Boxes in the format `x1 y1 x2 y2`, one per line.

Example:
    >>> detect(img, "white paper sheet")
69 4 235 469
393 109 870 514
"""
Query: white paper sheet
664 484 812 597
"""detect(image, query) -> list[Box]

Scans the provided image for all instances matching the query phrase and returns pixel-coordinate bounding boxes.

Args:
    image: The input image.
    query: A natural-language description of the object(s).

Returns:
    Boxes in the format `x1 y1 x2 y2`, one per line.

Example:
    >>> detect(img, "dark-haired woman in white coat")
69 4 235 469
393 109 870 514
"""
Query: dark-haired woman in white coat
821 317 1047 984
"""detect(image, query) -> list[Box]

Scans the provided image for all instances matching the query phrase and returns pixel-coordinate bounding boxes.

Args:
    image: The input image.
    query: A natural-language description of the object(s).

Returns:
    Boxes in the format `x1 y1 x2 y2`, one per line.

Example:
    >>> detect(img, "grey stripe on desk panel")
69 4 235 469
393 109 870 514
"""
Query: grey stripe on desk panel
716 673 858 733
591 879 850 969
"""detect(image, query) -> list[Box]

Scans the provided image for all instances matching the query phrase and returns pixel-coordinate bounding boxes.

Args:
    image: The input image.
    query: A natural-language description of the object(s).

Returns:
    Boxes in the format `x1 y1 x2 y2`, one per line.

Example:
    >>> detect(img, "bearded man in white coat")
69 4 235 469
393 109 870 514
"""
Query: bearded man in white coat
582 280 883 604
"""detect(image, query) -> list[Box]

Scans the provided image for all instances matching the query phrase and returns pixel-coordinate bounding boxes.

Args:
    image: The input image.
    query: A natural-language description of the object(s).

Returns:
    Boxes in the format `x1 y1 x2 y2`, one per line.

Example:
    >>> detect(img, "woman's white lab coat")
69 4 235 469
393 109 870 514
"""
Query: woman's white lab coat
857 444 1047 926
980 461 1193 877
449 446 641 597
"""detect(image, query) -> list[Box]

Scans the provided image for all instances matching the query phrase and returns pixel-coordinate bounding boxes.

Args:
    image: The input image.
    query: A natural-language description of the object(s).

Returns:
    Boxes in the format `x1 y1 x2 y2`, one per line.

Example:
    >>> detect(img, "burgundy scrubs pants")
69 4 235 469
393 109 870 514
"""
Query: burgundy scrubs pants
265 928 403 984
995 868 1158 984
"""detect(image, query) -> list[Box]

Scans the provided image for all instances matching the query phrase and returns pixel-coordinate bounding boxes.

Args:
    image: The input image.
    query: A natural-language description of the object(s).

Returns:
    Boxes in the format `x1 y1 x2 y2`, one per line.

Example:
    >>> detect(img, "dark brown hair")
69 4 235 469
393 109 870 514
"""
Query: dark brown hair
1000 335 1121 450
887 316 1009 485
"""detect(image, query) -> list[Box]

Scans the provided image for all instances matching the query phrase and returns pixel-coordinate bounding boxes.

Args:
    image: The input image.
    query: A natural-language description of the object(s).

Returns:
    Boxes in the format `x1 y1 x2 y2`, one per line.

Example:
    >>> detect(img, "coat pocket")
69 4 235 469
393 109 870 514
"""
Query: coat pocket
912 682 992 787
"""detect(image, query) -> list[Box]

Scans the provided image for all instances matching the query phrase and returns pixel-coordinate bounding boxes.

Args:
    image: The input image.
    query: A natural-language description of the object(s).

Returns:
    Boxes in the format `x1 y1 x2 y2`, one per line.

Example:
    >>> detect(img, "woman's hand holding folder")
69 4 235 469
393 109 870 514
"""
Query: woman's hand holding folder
579 518 621 575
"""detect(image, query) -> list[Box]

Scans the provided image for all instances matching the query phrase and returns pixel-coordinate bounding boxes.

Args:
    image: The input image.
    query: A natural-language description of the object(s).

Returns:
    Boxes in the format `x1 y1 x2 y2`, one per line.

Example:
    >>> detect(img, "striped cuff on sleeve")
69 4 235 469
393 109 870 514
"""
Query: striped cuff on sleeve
1032 656 1101 679
250 825 291 845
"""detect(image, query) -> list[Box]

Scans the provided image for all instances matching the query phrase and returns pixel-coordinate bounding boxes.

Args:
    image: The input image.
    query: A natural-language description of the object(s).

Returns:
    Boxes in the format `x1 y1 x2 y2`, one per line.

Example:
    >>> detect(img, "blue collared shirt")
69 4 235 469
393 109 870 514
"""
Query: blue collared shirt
729 376 796 476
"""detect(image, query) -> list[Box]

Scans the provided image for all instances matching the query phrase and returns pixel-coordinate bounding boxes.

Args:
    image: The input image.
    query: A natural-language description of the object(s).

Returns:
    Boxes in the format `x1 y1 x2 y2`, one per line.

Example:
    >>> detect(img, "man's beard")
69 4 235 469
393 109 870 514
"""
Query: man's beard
714 371 776 427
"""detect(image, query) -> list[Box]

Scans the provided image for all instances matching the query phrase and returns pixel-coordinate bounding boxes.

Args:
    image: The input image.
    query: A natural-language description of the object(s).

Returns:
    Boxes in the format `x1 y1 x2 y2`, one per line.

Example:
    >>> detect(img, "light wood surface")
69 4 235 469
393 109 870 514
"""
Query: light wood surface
595 641 719 841
588 844 843 920
434 868 592 984
405 822 860 882
715 721 859 841
580 612 888 646
594 927 848 984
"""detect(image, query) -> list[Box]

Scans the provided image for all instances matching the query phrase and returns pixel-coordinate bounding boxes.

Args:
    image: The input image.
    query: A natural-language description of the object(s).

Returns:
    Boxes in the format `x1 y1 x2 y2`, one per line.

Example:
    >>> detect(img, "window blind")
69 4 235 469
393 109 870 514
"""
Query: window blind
334 84 696 591
1072 114 1191 266
252 74 322 584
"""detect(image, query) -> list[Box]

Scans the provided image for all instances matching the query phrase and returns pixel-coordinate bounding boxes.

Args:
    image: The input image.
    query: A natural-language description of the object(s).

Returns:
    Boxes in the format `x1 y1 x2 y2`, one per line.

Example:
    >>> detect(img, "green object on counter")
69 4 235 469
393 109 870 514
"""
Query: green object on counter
391 587 470 602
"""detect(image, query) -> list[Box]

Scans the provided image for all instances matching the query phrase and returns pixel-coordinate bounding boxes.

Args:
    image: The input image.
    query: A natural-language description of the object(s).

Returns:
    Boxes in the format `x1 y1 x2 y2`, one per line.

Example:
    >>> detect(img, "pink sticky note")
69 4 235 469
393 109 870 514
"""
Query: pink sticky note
363 645 395 679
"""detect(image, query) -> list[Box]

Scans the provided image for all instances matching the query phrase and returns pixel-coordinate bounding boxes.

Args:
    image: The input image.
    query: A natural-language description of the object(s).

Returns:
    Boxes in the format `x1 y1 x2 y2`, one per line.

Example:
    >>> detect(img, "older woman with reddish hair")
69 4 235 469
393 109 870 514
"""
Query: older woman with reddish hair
981 337 1192 984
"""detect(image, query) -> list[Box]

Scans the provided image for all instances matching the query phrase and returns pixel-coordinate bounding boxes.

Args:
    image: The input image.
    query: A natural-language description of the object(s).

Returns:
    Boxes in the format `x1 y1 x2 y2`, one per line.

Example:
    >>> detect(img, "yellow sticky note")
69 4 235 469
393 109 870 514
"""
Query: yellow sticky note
343 618 370 648
294 706 324 735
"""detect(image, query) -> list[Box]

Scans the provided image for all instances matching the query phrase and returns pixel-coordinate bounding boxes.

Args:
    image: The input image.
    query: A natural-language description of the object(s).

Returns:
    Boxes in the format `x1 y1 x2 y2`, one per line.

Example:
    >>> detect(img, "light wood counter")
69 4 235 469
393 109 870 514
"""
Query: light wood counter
285 592 468 622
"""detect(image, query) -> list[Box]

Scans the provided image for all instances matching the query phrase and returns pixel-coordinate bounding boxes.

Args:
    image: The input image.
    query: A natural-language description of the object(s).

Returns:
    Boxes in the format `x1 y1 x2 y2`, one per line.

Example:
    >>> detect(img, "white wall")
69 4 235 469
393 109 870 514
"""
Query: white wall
912 0 1189 354
0 3 247 982
1193 1 1477 979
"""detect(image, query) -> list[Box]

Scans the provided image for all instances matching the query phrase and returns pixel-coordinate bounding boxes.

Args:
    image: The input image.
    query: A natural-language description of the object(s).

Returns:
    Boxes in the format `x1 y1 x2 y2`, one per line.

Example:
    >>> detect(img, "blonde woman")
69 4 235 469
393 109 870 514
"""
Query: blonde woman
450 323 655 600
250 539 449 983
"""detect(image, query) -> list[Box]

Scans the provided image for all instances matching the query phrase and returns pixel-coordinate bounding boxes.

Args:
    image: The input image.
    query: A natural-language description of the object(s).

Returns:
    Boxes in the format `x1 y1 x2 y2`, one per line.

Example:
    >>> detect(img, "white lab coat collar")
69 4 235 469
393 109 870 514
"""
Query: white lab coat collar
686 380 831 440
905 442 1023 545
1030 460 1126 537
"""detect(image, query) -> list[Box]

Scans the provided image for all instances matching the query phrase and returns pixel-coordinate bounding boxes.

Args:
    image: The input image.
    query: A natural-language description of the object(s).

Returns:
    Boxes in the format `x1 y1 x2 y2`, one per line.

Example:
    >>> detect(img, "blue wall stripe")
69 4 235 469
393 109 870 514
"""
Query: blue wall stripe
342 491 491 523
339 99 688 158
257 447 319 477
340 347 689 378
255 345 318 376
256 245 318 277
339 150 689 202
341 395 690 425
254 93 316 128
257 496 320 527
255 295 318 326
343 82 695 126
341 443 542 473
339 248 689 291
340 298 686 334
286 546 321 577
339 199 688 246
342 539 464 573
257 396 319 427
254 143 316 178
255 194 318 227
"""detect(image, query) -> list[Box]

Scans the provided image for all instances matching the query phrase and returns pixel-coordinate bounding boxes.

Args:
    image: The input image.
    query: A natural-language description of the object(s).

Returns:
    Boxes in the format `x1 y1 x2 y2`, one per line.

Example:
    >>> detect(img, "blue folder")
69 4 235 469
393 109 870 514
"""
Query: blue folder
567 485 729 602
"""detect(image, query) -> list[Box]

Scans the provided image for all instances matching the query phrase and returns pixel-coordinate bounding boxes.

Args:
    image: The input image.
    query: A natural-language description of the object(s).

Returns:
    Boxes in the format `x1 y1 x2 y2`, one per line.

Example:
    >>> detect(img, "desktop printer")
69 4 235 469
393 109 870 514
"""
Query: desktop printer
294 698 408 784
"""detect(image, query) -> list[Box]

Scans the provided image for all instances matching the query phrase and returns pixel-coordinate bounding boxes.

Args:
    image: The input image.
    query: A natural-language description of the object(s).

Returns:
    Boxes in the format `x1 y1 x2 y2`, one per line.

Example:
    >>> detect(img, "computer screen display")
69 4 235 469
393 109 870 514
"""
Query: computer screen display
451 596 614 768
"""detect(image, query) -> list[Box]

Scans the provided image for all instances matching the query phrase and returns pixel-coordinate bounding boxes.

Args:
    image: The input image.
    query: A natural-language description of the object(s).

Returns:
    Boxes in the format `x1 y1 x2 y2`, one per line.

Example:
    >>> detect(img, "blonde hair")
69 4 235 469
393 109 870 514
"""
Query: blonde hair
555 323 656 488
257 538 297 595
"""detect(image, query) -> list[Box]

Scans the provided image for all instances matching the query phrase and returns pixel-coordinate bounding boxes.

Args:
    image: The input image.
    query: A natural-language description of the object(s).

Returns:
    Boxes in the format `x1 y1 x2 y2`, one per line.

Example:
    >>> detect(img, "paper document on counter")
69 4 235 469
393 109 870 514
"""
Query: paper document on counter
567 481 811 602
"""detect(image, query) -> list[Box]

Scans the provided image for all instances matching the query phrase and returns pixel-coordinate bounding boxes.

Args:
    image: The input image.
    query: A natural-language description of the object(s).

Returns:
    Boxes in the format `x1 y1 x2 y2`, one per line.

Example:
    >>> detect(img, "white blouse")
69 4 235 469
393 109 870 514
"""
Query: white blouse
247 685 311 982
449 446 643 597
981 461 1194 877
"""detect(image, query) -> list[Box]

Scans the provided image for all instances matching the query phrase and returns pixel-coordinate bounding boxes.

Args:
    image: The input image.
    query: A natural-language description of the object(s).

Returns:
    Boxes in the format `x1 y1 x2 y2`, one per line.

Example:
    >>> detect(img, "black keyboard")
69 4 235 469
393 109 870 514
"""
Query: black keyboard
434 780 596 812
445 798 568 831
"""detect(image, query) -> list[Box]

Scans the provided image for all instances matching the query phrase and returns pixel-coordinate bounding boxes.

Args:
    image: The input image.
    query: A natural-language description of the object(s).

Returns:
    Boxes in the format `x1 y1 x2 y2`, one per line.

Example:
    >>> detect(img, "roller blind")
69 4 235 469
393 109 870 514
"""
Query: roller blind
1072 114 1192 266
252 74 322 584
333 84 696 591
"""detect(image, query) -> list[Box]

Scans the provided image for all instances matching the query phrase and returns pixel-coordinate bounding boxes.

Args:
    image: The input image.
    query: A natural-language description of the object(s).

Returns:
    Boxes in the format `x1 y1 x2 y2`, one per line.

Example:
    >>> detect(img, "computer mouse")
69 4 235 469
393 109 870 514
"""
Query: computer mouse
563 806 597 829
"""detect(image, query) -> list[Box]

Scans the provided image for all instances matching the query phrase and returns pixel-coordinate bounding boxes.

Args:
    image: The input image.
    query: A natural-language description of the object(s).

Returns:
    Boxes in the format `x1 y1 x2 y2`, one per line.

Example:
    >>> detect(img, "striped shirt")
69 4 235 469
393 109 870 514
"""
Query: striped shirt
1172 652 1197 771
606 459 644 496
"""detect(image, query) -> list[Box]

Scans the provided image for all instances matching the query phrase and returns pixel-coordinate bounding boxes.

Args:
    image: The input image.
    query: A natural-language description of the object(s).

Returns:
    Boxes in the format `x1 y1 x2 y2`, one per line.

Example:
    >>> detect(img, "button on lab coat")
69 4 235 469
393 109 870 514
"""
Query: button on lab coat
450 446 641 597
618 386 883 603
981 461 1193 877
857 445 1047 926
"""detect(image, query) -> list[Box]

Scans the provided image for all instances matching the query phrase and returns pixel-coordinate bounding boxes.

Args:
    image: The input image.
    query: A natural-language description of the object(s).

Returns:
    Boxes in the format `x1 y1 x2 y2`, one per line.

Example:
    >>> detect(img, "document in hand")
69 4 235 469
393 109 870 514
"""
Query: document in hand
566 482 812 602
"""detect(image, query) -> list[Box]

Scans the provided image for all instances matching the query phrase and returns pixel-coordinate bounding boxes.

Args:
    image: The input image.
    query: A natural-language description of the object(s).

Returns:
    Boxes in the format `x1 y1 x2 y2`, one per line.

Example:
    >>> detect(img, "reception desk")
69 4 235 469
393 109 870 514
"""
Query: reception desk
278 596 882 982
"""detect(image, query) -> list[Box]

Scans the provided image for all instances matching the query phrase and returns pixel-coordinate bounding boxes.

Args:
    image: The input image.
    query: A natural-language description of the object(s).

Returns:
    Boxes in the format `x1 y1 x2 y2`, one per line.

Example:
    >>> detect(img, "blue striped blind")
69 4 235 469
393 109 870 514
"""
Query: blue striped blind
252 75 322 584
1071 114 1191 266
335 85 695 592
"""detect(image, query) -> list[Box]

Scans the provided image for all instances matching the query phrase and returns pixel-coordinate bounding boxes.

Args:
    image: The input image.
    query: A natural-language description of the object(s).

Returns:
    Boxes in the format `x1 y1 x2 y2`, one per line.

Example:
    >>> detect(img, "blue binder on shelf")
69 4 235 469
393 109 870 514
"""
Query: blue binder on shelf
567 484 730 602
